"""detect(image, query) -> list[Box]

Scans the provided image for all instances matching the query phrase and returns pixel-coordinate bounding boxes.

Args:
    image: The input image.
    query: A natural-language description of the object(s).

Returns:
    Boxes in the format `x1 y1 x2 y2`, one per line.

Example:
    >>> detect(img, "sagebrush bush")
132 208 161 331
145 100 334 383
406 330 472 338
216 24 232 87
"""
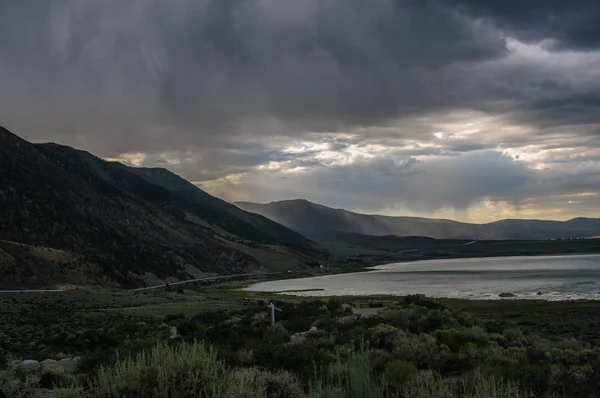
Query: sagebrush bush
1 366 76 398
311 342 386 398
404 369 525 398
385 359 417 390
265 323 291 345
0 368 39 398
92 341 226 397
236 348 254 365
9 295 600 397
225 368 304 398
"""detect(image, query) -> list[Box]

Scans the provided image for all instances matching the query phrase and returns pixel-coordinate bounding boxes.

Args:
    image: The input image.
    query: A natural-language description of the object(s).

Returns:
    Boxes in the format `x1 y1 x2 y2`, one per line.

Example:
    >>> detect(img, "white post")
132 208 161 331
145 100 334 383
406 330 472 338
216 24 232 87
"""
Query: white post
268 303 282 325
270 303 275 325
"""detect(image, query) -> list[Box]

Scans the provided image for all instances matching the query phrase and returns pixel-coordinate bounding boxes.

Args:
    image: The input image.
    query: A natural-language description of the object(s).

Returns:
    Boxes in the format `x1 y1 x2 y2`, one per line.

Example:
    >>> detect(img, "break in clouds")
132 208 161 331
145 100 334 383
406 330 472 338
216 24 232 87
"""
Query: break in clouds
1 0 599 221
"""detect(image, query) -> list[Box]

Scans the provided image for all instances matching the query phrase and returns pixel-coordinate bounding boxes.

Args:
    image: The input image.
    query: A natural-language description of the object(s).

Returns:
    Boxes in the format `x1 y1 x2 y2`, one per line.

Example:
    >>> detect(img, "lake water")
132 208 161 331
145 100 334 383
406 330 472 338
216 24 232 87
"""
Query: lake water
246 254 600 300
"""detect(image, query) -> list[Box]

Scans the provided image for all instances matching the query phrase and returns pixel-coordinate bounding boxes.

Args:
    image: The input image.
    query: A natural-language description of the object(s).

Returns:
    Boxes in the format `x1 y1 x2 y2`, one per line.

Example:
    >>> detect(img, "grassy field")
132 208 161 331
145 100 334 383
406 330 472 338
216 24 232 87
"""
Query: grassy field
4 284 600 359
4 282 600 396
444 298 600 344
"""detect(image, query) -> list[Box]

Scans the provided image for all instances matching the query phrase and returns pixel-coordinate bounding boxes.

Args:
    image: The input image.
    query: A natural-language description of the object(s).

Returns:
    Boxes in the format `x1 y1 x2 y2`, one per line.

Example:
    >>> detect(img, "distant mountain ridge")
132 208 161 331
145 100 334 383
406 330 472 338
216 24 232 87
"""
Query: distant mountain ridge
235 199 600 241
0 126 320 288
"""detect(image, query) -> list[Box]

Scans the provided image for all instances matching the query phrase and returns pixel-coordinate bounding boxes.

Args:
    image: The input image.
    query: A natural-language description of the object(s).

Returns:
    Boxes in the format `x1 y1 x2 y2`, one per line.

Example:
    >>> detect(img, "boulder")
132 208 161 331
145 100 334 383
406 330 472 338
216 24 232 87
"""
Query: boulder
22 359 40 368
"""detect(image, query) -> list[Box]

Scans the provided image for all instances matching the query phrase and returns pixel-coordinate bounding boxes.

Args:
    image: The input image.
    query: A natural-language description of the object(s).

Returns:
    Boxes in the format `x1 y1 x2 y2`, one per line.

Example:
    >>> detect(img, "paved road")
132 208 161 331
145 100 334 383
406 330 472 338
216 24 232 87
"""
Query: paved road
0 273 283 293
0 289 63 293
131 272 282 291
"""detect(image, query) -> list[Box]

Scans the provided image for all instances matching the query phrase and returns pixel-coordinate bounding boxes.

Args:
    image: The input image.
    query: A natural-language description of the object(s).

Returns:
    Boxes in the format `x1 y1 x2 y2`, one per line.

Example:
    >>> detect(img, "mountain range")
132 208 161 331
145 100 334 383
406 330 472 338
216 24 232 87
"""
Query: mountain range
235 200 600 241
2 125 598 288
0 127 321 288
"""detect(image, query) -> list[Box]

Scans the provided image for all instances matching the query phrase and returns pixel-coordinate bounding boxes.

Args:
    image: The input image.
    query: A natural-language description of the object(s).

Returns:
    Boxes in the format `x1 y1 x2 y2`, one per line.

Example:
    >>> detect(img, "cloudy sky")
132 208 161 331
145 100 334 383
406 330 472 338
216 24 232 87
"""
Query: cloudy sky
1 0 599 222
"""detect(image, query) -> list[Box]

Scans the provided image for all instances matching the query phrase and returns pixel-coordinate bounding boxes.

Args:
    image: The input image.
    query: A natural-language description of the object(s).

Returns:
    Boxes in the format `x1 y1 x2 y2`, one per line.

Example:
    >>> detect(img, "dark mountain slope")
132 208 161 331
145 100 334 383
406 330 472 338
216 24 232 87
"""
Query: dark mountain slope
235 200 394 236
129 167 314 251
0 127 320 287
235 200 600 241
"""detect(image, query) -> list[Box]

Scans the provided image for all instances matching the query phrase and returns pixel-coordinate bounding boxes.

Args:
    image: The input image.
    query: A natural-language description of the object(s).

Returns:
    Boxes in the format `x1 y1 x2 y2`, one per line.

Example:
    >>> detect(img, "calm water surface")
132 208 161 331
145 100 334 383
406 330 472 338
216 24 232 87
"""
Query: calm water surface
246 255 600 300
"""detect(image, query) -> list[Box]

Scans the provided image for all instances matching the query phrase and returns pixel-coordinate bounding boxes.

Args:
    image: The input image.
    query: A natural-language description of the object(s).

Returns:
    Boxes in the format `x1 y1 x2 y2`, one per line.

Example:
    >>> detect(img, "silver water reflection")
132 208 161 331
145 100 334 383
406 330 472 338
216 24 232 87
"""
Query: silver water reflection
246 255 600 300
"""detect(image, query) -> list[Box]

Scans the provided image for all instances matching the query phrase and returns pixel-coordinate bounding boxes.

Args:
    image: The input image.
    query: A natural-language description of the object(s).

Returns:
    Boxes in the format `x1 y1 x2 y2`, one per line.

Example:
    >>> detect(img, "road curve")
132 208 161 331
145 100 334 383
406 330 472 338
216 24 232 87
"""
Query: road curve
131 272 282 291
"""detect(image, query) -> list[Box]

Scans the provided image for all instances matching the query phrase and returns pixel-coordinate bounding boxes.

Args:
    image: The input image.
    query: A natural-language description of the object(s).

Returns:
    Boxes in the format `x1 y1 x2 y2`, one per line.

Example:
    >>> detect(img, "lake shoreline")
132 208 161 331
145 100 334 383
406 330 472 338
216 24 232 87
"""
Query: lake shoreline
246 253 600 301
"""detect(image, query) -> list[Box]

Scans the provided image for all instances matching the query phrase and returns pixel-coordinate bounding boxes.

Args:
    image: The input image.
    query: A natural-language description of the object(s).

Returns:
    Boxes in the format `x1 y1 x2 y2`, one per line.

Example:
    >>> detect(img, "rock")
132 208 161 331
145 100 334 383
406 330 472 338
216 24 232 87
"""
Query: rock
22 359 40 368
537 291 544 296
499 293 516 298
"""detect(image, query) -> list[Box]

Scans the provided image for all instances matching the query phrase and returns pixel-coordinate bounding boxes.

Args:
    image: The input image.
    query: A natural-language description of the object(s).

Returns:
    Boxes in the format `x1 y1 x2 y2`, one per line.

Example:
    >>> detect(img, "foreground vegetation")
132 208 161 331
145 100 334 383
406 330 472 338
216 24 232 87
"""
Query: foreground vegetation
3 287 600 397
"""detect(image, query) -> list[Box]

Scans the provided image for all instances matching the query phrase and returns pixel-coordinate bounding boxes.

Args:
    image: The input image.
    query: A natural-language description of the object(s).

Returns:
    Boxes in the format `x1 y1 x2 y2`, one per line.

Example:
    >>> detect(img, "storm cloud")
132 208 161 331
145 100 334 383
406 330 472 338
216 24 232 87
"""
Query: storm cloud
1 0 599 221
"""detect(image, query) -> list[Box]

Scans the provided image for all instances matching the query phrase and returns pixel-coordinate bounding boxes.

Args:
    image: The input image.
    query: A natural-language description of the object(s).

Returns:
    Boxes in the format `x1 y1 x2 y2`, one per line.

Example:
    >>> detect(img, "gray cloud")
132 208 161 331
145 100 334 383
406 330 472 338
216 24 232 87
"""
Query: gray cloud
1 0 599 220
444 0 600 51
207 149 600 218
206 151 534 210
0 0 507 153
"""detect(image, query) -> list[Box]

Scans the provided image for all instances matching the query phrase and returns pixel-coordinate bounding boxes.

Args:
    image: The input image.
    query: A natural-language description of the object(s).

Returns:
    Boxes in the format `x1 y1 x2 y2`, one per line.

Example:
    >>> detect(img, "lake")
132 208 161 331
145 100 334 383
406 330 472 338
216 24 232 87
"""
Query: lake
246 254 600 300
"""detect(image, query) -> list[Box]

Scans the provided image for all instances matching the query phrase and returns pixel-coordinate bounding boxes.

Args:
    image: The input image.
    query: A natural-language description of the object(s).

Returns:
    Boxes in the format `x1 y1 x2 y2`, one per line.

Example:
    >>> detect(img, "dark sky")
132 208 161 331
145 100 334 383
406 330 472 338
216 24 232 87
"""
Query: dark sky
1 0 599 221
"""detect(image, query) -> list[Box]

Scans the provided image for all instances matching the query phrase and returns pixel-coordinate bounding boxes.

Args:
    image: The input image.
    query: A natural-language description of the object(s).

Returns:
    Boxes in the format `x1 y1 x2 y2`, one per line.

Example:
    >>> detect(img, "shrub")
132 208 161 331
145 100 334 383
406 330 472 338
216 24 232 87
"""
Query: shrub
394 332 449 370
503 329 525 347
236 348 255 365
310 342 386 398
381 308 412 330
225 368 304 398
54 387 86 398
345 342 386 398
91 341 227 397
369 324 399 349
254 344 333 380
385 360 417 390
265 324 290 345
402 295 445 311
404 370 525 398
0 368 39 398
326 298 343 314
462 326 489 346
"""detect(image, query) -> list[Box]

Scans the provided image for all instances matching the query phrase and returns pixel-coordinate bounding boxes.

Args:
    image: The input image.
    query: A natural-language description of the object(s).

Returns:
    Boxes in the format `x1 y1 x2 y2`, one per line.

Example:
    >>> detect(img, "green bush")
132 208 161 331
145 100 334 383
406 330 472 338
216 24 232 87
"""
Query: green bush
404 370 525 398
225 368 304 398
326 298 343 314
310 342 386 398
369 323 399 349
91 341 226 397
0 368 40 398
265 324 291 345
385 360 417 390
54 386 86 398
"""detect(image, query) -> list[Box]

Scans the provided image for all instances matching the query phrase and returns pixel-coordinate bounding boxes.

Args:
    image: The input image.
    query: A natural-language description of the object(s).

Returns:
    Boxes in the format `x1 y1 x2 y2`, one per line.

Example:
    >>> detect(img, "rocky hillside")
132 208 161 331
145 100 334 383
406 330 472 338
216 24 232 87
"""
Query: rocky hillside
0 127 321 288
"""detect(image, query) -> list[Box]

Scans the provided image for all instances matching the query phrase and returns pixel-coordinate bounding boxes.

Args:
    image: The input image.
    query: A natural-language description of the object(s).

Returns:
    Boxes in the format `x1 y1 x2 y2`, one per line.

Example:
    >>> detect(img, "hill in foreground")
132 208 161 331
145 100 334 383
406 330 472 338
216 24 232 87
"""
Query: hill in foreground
0 127 323 288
